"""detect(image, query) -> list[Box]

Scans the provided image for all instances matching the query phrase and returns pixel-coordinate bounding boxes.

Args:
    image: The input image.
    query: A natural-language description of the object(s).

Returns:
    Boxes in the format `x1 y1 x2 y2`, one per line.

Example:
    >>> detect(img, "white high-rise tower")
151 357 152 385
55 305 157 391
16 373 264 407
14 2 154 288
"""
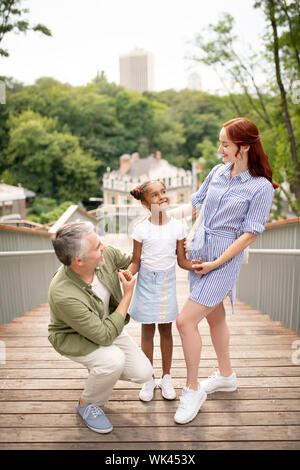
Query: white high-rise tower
119 49 154 93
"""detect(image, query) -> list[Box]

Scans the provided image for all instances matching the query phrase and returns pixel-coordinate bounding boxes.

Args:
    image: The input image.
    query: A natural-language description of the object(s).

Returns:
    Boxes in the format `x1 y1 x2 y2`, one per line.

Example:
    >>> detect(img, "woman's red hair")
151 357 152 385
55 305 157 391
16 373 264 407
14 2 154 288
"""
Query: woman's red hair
223 117 279 189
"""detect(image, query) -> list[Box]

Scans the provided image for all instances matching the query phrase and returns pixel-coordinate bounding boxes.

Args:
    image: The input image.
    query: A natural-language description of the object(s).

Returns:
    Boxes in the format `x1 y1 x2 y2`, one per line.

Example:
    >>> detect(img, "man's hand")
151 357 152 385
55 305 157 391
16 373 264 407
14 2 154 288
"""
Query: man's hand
118 270 136 296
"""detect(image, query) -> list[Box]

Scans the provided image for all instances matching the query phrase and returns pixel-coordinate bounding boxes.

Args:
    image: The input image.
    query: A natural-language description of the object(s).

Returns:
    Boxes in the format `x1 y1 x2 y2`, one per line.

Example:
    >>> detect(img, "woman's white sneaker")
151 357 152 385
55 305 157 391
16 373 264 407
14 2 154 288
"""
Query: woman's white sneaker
174 385 207 424
158 374 176 400
139 378 156 402
200 371 237 394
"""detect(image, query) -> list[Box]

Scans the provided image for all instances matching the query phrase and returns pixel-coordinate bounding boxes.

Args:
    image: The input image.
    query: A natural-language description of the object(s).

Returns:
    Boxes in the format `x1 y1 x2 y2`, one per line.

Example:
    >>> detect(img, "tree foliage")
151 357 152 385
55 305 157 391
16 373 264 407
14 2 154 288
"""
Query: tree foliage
0 0 51 57
0 67 296 218
190 0 300 214
4 109 100 202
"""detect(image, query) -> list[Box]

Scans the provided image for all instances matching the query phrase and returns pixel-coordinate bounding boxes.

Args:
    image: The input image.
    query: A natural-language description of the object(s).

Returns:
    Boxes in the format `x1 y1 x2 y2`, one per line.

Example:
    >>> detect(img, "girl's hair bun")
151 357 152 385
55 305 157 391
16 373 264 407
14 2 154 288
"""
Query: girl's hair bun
130 186 142 200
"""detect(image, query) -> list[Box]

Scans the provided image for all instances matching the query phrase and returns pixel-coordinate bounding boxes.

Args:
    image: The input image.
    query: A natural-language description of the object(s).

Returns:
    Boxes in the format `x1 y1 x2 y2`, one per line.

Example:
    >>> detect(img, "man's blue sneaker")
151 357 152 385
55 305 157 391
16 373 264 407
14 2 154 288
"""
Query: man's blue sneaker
76 402 113 433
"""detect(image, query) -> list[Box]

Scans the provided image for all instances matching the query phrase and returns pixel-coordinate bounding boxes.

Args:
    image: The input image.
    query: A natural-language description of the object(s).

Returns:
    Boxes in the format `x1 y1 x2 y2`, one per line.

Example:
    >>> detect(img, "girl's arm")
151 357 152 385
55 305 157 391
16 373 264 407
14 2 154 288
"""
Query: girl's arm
176 239 202 271
191 232 257 275
126 239 142 276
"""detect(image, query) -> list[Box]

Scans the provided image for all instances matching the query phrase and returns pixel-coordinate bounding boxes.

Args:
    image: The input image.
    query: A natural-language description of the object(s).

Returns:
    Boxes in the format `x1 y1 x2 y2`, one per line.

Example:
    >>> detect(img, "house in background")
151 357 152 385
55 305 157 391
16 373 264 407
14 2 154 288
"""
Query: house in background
102 151 192 206
0 182 28 221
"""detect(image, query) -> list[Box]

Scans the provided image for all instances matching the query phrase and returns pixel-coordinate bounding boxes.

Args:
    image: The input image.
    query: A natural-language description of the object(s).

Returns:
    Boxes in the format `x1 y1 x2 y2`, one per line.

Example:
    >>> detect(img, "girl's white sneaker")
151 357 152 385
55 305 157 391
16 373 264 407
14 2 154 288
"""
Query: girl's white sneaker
200 371 237 394
139 378 156 402
158 374 176 400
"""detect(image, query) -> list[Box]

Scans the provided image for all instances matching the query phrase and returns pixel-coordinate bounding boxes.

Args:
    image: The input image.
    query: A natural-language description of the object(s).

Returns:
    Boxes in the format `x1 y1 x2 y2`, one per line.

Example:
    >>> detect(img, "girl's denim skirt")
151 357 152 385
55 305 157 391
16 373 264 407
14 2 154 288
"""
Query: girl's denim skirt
129 264 179 324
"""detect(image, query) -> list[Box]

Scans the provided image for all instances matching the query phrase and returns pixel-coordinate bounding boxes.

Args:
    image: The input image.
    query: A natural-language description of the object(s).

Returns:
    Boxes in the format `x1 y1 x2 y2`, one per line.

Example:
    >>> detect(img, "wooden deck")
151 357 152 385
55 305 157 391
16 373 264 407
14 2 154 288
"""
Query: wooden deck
0 268 300 450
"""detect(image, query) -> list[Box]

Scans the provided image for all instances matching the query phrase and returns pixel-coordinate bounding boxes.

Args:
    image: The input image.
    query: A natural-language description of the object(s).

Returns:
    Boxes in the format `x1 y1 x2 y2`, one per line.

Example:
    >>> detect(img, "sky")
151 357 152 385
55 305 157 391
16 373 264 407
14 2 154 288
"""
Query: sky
0 0 267 93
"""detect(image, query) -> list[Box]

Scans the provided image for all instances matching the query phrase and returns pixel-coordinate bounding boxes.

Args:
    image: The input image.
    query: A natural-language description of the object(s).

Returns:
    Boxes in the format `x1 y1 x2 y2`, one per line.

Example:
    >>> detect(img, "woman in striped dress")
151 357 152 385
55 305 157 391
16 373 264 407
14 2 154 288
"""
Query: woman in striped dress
174 117 279 425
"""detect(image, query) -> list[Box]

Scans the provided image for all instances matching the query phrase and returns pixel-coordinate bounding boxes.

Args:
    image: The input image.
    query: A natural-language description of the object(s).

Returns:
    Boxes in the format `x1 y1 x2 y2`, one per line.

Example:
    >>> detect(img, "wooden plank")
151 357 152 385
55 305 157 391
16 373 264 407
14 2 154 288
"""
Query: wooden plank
1 326 296 336
2 349 297 360
1 441 300 450
1 387 299 402
1 366 300 379
1 399 300 414
0 357 296 368
1 411 300 427
0 425 299 442
2 343 297 353
9 314 276 323
2 334 299 347
1 376 300 391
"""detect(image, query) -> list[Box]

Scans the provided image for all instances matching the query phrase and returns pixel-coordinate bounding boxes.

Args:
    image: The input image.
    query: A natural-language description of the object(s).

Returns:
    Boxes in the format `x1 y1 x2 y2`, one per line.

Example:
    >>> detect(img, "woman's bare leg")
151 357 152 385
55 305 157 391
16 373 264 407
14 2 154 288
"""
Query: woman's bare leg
176 300 216 390
206 301 233 377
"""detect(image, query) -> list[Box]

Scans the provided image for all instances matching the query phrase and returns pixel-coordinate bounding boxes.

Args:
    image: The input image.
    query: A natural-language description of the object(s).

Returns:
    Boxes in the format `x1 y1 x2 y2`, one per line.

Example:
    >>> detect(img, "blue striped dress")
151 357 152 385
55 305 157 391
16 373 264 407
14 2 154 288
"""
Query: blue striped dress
188 162 274 313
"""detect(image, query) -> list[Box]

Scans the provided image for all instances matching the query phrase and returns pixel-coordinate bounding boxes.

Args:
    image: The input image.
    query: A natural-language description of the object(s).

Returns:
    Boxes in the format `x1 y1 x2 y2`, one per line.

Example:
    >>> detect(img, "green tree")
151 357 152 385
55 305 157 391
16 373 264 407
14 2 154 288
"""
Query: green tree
190 5 300 214
254 0 300 209
5 110 100 202
0 0 51 57
195 138 221 180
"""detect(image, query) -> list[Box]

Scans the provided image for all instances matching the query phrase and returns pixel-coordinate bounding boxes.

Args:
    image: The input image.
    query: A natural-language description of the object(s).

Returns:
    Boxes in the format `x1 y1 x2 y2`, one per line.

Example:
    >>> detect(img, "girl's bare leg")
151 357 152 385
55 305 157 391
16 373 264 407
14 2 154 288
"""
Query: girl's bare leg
176 300 216 390
158 322 173 376
206 302 233 377
141 323 156 377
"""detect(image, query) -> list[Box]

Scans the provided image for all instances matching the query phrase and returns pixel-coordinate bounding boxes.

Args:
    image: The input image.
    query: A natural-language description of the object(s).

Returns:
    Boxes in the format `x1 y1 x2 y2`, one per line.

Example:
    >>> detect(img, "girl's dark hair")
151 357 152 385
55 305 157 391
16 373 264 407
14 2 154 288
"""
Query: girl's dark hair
130 180 166 201
223 117 279 189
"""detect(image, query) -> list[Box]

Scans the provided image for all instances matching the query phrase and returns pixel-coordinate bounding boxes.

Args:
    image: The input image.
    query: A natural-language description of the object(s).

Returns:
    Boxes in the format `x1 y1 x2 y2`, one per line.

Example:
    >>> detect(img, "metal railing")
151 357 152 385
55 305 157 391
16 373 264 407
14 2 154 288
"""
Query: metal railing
237 218 300 335
1 217 299 334
0 225 60 324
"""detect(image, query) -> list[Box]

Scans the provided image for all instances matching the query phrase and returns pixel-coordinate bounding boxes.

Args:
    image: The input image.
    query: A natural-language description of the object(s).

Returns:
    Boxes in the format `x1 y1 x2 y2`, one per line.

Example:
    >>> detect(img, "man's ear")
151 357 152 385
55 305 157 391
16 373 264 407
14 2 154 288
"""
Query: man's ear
73 256 83 267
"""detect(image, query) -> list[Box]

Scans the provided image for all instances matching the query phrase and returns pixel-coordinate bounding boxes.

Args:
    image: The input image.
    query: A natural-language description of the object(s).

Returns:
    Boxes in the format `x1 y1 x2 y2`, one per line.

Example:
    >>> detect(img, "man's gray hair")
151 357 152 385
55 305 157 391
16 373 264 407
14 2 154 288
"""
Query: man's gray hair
52 221 95 265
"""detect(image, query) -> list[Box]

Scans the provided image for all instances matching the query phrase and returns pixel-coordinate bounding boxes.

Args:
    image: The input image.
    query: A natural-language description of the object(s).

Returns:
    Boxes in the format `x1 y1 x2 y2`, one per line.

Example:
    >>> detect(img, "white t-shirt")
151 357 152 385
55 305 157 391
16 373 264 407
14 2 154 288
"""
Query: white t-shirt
132 217 186 271
90 274 111 320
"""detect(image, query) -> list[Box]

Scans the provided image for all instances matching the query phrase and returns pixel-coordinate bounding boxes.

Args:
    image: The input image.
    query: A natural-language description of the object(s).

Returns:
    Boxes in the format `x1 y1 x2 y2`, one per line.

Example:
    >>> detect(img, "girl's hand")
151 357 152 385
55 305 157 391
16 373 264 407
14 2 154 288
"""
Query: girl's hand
118 269 133 281
190 258 203 269
191 260 217 275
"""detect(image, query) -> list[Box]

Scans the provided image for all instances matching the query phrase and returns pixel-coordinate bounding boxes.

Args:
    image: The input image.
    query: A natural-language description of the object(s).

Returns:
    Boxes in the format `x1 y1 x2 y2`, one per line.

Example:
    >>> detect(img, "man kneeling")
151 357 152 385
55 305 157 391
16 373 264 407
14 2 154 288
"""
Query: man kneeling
48 222 153 433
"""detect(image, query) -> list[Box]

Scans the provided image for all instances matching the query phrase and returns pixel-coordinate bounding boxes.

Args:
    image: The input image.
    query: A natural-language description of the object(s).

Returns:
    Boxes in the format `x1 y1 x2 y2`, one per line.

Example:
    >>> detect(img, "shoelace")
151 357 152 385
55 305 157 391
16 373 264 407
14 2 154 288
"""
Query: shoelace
161 376 173 391
177 387 191 410
82 404 103 420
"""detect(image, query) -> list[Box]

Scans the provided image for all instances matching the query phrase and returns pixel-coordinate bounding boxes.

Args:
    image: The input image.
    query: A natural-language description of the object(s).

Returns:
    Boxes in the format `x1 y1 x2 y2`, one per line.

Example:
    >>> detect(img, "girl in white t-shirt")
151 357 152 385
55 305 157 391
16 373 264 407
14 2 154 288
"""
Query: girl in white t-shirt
121 180 193 403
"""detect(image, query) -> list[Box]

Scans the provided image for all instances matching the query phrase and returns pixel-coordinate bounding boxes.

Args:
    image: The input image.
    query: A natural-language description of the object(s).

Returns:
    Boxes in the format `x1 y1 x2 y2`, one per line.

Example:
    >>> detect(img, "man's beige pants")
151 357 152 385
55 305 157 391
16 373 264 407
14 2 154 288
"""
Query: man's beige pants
65 330 153 406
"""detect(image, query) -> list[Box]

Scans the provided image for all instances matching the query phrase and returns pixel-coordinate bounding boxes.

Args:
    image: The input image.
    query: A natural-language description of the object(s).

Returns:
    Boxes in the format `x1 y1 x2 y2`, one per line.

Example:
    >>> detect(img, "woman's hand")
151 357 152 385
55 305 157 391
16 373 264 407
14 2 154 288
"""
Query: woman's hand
191 259 217 275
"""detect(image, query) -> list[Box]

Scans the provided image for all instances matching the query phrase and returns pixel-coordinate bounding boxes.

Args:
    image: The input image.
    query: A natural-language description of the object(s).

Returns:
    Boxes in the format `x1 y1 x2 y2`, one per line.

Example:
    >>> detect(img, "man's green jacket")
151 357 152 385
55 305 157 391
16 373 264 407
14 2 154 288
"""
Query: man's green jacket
48 245 132 357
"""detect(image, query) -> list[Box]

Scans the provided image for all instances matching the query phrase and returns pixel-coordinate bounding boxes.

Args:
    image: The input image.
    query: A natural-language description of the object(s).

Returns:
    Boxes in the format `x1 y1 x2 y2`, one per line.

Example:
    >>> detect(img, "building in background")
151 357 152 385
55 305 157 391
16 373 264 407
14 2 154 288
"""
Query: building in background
0 183 29 221
187 72 202 91
119 49 154 93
